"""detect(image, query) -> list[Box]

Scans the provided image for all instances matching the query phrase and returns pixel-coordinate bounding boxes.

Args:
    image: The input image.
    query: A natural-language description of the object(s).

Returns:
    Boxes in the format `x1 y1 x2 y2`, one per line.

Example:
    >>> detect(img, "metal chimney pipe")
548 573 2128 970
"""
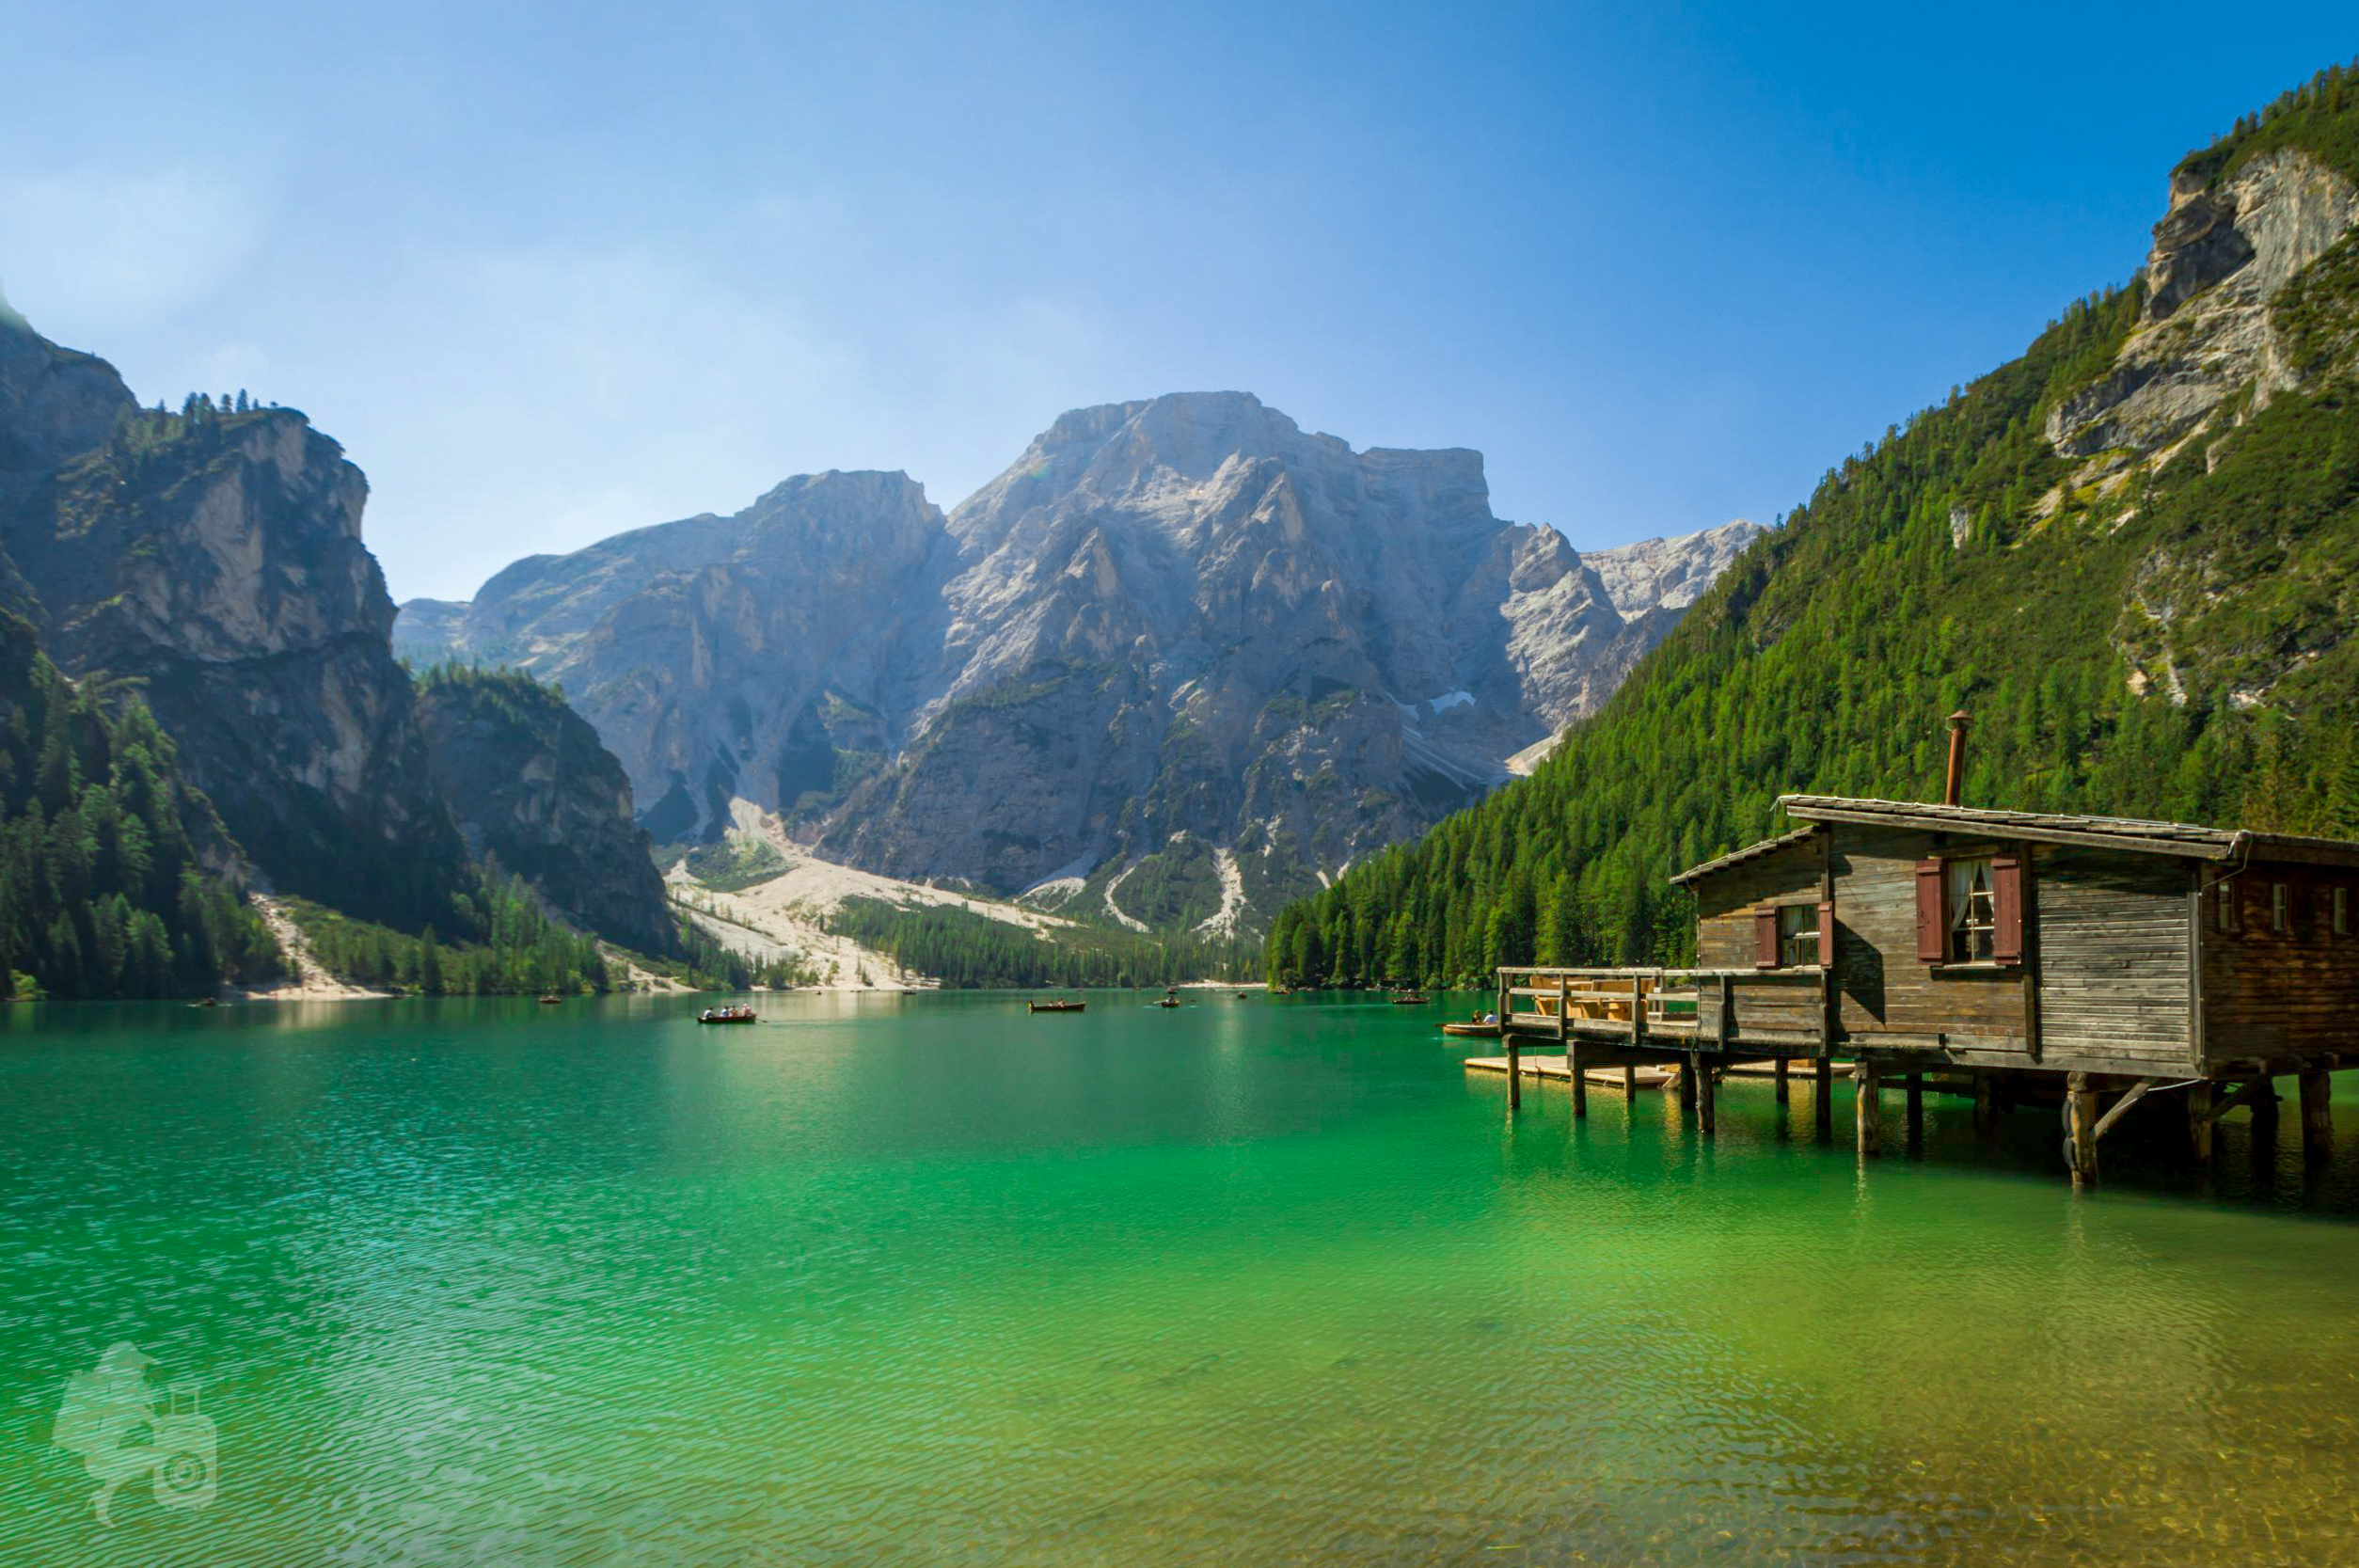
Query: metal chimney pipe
1943 711 1971 806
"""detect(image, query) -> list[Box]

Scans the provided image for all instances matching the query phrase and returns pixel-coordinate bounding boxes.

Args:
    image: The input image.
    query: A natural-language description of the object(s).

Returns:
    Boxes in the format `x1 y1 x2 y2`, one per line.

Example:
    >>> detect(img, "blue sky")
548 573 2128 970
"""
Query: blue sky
1 4 2352 601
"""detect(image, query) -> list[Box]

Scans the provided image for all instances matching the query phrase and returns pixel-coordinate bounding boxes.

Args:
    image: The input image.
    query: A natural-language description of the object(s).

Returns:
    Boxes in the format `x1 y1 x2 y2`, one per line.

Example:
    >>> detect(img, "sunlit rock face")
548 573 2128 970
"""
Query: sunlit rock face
404 393 1758 932
2048 148 2359 463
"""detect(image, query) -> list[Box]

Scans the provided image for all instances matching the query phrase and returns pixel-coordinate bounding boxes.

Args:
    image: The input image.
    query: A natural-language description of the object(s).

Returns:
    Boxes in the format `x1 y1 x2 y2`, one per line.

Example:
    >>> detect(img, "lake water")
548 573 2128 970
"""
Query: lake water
6 990 2359 1565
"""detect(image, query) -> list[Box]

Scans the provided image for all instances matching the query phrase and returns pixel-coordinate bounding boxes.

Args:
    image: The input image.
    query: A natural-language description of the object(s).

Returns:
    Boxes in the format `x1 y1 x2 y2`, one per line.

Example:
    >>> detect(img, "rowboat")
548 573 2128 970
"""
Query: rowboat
1440 1021 1499 1038
697 1006 757 1024
1391 992 1431 1006
1027 999 1086 1014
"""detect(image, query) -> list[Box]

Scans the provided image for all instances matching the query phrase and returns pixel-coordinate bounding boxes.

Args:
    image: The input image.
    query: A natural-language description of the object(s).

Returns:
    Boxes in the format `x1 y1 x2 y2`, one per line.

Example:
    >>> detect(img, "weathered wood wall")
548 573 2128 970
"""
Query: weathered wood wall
1691 825 2210 1070
2033 847 2192 1069
1694 834 1821 1037
2202 861 2359 1068
1828 825 2024 1054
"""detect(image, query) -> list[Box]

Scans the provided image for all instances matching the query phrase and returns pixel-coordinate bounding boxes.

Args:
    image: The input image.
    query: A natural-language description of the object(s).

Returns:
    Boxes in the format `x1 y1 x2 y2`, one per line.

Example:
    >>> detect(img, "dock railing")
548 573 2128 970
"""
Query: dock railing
1493 965 1826 1054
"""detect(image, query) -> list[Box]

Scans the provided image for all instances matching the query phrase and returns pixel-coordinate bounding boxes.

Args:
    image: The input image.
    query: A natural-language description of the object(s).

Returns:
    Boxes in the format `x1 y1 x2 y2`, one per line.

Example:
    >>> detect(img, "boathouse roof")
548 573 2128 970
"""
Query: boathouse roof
1668 795 2359 887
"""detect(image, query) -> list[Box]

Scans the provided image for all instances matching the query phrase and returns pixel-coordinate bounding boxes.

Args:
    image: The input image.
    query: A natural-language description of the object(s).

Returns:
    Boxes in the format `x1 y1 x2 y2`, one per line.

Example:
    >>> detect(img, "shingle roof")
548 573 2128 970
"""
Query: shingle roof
1781 795 2359 867
1669 795 2359 888
1666 824 1818 886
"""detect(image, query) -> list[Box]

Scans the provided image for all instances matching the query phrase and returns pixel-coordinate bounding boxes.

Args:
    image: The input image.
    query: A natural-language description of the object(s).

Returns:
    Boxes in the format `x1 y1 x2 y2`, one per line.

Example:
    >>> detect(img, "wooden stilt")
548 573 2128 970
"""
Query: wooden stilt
1569 1039 1587 1120
1813 1057 1833 1143
1505 1036 1521 1112
1622 1065 1636 1096
1906 1073 1924 1139
2187 1081 2213 1162
1856 1065 1882 1158
1698 1057 1717 1138
2251 1077 2281 1132
1678 1055 1697 1115
1774 1057 1790 1105
2300 1069 2332 1164
1972 1076 1999 1142
2064 1071 2098 1188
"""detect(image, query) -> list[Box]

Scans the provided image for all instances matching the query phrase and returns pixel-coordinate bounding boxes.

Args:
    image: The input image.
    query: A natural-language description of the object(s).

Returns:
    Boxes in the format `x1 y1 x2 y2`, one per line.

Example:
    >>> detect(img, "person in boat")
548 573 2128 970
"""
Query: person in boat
1482 1010 1496 1025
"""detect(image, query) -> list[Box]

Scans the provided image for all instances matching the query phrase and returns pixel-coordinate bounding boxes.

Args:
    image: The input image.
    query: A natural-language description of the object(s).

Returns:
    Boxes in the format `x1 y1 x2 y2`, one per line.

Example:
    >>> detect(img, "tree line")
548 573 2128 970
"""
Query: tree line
827 896 1259 989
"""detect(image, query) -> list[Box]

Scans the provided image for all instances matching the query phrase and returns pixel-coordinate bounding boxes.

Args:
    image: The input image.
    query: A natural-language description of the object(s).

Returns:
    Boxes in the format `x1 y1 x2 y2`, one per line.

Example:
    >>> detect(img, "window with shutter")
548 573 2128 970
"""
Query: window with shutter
1991 854 2023 965
1946 856 1997 961
1915 860 1944 962
1818 898 1835 970
1777 904 1819 967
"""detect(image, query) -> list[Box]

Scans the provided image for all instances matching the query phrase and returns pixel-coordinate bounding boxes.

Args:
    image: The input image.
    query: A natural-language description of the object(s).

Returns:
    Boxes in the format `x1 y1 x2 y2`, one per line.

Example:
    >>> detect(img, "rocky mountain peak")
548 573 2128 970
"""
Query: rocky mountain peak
0 306 134 489
1584 518 1765 618
404 394 1757 931
2050 147 2359 465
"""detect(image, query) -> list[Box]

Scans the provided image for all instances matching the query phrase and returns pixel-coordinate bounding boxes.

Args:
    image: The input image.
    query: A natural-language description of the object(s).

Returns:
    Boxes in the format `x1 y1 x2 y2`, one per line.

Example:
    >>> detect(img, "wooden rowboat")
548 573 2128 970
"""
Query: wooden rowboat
1027 999 1086 1013
1440 1021 1499 1038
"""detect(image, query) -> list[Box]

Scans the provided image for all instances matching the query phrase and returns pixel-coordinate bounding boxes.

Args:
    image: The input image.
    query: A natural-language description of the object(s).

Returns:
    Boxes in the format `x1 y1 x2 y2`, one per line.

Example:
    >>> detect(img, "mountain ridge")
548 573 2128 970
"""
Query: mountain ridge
398 391 1758 933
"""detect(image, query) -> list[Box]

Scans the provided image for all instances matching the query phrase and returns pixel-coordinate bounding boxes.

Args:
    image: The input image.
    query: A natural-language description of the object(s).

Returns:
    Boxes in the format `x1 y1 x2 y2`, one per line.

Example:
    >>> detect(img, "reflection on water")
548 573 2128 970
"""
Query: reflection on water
3 991 2358 1564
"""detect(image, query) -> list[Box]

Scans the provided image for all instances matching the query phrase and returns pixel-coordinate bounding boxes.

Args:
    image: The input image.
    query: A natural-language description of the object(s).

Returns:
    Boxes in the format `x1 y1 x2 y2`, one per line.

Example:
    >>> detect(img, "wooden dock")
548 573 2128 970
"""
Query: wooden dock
1465 1054 1677 1089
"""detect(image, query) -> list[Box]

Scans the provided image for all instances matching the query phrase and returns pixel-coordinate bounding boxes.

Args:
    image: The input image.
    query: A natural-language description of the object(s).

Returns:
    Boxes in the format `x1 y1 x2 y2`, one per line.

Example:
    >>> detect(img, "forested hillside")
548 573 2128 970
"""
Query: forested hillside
1269 67 2359 990
0 608 282 998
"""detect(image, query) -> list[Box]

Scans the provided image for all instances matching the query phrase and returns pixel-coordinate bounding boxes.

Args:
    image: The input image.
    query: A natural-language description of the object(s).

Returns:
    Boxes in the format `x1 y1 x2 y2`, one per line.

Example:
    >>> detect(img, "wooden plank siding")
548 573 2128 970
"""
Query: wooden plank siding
2201 859 2359 1069
1827 825 2025 1053
2032 847 2193 1069
1693 834 1823 1037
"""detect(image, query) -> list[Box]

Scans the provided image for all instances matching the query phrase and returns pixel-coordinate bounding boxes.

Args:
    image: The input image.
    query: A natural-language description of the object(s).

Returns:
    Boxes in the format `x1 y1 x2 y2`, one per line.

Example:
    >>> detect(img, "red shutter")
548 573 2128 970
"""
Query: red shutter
1818 899 1836 970
1753 908 1779 968
1915 859 1945 962
1992 853 2023 965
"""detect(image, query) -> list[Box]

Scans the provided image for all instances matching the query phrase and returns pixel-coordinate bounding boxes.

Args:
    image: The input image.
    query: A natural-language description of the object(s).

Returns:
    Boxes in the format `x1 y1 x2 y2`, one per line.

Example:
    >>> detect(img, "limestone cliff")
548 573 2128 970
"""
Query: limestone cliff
2048 147 2359 470
0 306 674 946
0 375 471 924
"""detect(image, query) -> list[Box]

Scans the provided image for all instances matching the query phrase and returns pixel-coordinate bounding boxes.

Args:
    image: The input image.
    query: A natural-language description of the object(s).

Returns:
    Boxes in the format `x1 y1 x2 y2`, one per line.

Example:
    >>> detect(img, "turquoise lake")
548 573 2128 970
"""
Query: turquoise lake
5 990 2359 1565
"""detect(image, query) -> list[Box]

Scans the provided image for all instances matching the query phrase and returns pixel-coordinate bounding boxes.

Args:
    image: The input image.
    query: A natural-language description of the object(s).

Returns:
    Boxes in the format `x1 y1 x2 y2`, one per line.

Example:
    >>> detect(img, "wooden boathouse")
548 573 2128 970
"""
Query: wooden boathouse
1493 746 2359 1183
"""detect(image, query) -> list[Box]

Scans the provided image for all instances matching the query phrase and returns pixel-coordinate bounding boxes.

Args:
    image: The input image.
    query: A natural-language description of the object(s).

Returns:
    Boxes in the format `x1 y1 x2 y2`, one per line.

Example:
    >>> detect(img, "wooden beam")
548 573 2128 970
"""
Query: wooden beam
2022 843 2041 1063
1814 1056 1833 1143
1906 1073 1924 1138
1505 1034 1521 1112
2187 1081 2213 1162
2301 1069 2333 1164
1973 1076 1999 1142
1696 1053 1716 1137
2090 1080 2153 1142
1774 1055 1790 1105
2065 1071 2098 1188
1570 1038 1587 1120
1857 1065 1882 1157
2207 1076 2277 1124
